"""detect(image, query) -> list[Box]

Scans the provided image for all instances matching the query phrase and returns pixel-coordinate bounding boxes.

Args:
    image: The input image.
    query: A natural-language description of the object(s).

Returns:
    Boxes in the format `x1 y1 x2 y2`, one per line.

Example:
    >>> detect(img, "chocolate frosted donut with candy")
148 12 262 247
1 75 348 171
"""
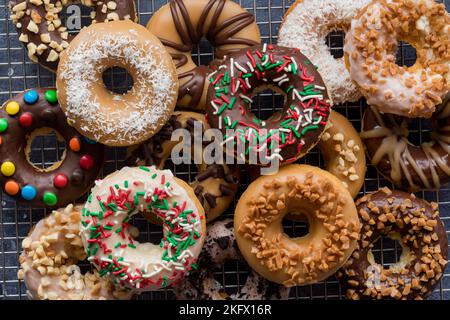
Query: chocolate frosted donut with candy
206 44 332 165
147 0 261 111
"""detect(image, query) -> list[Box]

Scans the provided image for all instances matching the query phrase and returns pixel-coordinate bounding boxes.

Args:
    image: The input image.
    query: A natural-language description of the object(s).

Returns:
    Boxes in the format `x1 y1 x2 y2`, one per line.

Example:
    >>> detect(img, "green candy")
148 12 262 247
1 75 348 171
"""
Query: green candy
43 192 58 206
44 90 58 104
0 118 7 133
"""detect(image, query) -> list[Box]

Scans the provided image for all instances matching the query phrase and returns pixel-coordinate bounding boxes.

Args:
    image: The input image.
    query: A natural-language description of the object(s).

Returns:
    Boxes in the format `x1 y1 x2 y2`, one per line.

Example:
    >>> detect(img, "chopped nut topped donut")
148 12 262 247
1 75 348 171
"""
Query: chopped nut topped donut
18 204 133 300
234 164 360 286
344 0 450 118
337 188 448 300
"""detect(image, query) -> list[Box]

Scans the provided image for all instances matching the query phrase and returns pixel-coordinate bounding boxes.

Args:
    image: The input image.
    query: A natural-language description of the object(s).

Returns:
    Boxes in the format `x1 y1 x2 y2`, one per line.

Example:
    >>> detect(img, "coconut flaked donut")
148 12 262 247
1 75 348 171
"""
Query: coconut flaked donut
278 0 370 104
235 164 361 287
56 20 178 146
18 204 133 300
344 0 450 118
337 188 448 300
175 219 290 300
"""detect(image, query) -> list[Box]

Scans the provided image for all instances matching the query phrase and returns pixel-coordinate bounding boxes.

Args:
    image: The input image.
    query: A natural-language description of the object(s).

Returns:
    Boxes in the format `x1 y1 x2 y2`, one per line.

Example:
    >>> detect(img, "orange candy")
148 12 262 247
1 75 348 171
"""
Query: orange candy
69 137 81 152
5 180 19 195
0 136 2 146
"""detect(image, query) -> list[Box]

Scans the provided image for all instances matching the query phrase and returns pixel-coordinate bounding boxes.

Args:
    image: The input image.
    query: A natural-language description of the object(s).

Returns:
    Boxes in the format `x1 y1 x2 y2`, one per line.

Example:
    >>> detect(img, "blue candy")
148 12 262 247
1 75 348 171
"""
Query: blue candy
21 185 37 200
82 136 97 144
23 90 39 104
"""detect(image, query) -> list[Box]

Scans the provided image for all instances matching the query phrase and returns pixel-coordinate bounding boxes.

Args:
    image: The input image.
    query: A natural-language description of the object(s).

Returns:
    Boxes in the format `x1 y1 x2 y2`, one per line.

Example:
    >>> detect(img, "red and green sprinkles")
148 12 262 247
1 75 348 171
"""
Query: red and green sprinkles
81 167 202 290
208 44 331 164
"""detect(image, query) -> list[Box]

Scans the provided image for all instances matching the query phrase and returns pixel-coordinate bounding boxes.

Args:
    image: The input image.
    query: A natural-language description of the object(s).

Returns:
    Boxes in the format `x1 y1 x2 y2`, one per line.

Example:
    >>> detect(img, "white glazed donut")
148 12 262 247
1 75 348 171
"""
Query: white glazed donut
278 0 370 104
80 166 206 291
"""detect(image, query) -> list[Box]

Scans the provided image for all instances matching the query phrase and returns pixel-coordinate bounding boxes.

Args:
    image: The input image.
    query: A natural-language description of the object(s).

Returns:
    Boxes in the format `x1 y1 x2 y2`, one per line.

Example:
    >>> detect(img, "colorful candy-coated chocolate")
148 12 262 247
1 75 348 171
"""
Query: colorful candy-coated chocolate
1 161 15 176
21 185 37 200
79 155 94 170
0 136 2 146
19 113 33 127
44 90 58 104
53 173 68 188
0 118 8 132
5 101 20 115
4 180 19 195
43 192 58 206
69 137 81 152
82 137 97 144
23 90 39 104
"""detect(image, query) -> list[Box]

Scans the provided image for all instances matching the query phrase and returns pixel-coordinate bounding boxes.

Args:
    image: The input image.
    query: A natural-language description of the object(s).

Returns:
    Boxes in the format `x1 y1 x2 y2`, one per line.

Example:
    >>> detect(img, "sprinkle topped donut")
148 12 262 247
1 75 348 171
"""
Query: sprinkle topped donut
278 0 370 104
56 20 178 146
344 0 450 118
0 88 104 207
80 166 206 291
206 44 332 165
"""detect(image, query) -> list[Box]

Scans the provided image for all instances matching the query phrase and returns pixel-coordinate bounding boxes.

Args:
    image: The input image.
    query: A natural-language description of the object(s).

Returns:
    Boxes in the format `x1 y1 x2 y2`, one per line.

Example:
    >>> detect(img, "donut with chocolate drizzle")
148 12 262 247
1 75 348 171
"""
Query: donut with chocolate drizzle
126 111 240 222
147 0 261 111
361 97 450 192
337 188 448 300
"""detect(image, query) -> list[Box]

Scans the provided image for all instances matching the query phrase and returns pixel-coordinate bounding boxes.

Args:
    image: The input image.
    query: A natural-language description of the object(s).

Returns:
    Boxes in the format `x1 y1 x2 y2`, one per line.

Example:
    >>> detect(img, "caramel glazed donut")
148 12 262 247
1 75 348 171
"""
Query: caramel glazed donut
278 0 370 104
18 204 133 300
337 188 448 300
235 164 361 286
56 20 178 147
344 0 450 118
206 44 332 165
80 166 206 291
361 97 450 192
126 111 240 223
147 0 261 111
9 0 137 72
0 88 104 207
175 219 290 300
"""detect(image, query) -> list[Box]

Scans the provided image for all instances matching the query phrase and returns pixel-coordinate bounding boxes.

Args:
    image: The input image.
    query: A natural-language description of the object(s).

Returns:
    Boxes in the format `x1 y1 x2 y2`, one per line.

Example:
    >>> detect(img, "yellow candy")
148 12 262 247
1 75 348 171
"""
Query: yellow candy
1 161 15 176
5 101 20 115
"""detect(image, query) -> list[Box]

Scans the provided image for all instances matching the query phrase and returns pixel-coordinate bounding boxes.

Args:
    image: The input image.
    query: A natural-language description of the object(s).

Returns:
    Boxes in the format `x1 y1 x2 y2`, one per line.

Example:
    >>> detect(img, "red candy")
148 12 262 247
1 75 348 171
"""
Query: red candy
19 113 33 127
79 155 94 170
53 173 68 188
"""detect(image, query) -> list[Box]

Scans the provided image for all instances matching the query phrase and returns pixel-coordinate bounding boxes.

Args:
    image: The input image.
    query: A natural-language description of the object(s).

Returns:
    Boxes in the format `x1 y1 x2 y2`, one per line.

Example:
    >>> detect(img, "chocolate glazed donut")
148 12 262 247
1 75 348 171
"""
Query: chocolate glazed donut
126 112 240 222
9 0 137 72
0 88 104 207
337 188 448 300
147 0 261 111
361 97 450 192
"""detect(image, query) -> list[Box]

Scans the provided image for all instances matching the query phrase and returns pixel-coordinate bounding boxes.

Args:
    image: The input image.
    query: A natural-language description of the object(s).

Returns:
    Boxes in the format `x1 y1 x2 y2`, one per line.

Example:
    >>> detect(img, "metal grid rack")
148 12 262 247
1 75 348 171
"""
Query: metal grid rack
0 0 449 300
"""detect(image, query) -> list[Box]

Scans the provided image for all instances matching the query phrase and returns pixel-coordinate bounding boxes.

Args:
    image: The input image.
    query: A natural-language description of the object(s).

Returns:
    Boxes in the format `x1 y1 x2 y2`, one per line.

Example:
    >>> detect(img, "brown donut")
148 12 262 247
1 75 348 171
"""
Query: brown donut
126 111 240 223
337 188 448 300
235 164 360 286
9 0 137 72
147 0 261 111
361 97 450 192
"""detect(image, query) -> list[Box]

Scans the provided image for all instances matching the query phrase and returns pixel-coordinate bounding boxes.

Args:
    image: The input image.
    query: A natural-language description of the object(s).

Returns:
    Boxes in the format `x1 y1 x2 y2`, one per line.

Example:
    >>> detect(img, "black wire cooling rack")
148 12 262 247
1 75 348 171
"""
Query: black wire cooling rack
0 0 449 300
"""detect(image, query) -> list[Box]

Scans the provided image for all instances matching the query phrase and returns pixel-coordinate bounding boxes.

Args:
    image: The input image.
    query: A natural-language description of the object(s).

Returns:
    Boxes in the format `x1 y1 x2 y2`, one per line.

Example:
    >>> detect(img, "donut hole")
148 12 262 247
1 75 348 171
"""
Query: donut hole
324 30 345 59
249 88 286 121
192 38 215 66
395 41 417 68
369 236 406 270
27 127 66 171
59 4 95 35
282 213 310 238
102 66 134 95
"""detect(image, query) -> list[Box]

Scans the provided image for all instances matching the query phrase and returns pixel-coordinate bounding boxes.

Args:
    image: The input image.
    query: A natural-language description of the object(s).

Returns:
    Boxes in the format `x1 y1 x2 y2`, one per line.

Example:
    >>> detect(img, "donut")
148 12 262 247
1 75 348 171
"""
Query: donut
125 111 240 222
235 164 360 286
80 166 206 291
56 20 178 147
337 188 448 300
319 110 366 198
0 88 104 207
344 0 450 118
278 0 370 104
18 204 133 300
175 219 290 300
206 44 332 165
147 0 261 111
9 0 137 72
361 97 450 192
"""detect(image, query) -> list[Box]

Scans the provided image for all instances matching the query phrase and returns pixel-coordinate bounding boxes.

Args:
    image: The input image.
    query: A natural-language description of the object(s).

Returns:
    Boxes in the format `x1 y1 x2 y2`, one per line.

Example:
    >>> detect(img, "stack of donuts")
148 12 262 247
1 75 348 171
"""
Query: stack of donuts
2 0 449 300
